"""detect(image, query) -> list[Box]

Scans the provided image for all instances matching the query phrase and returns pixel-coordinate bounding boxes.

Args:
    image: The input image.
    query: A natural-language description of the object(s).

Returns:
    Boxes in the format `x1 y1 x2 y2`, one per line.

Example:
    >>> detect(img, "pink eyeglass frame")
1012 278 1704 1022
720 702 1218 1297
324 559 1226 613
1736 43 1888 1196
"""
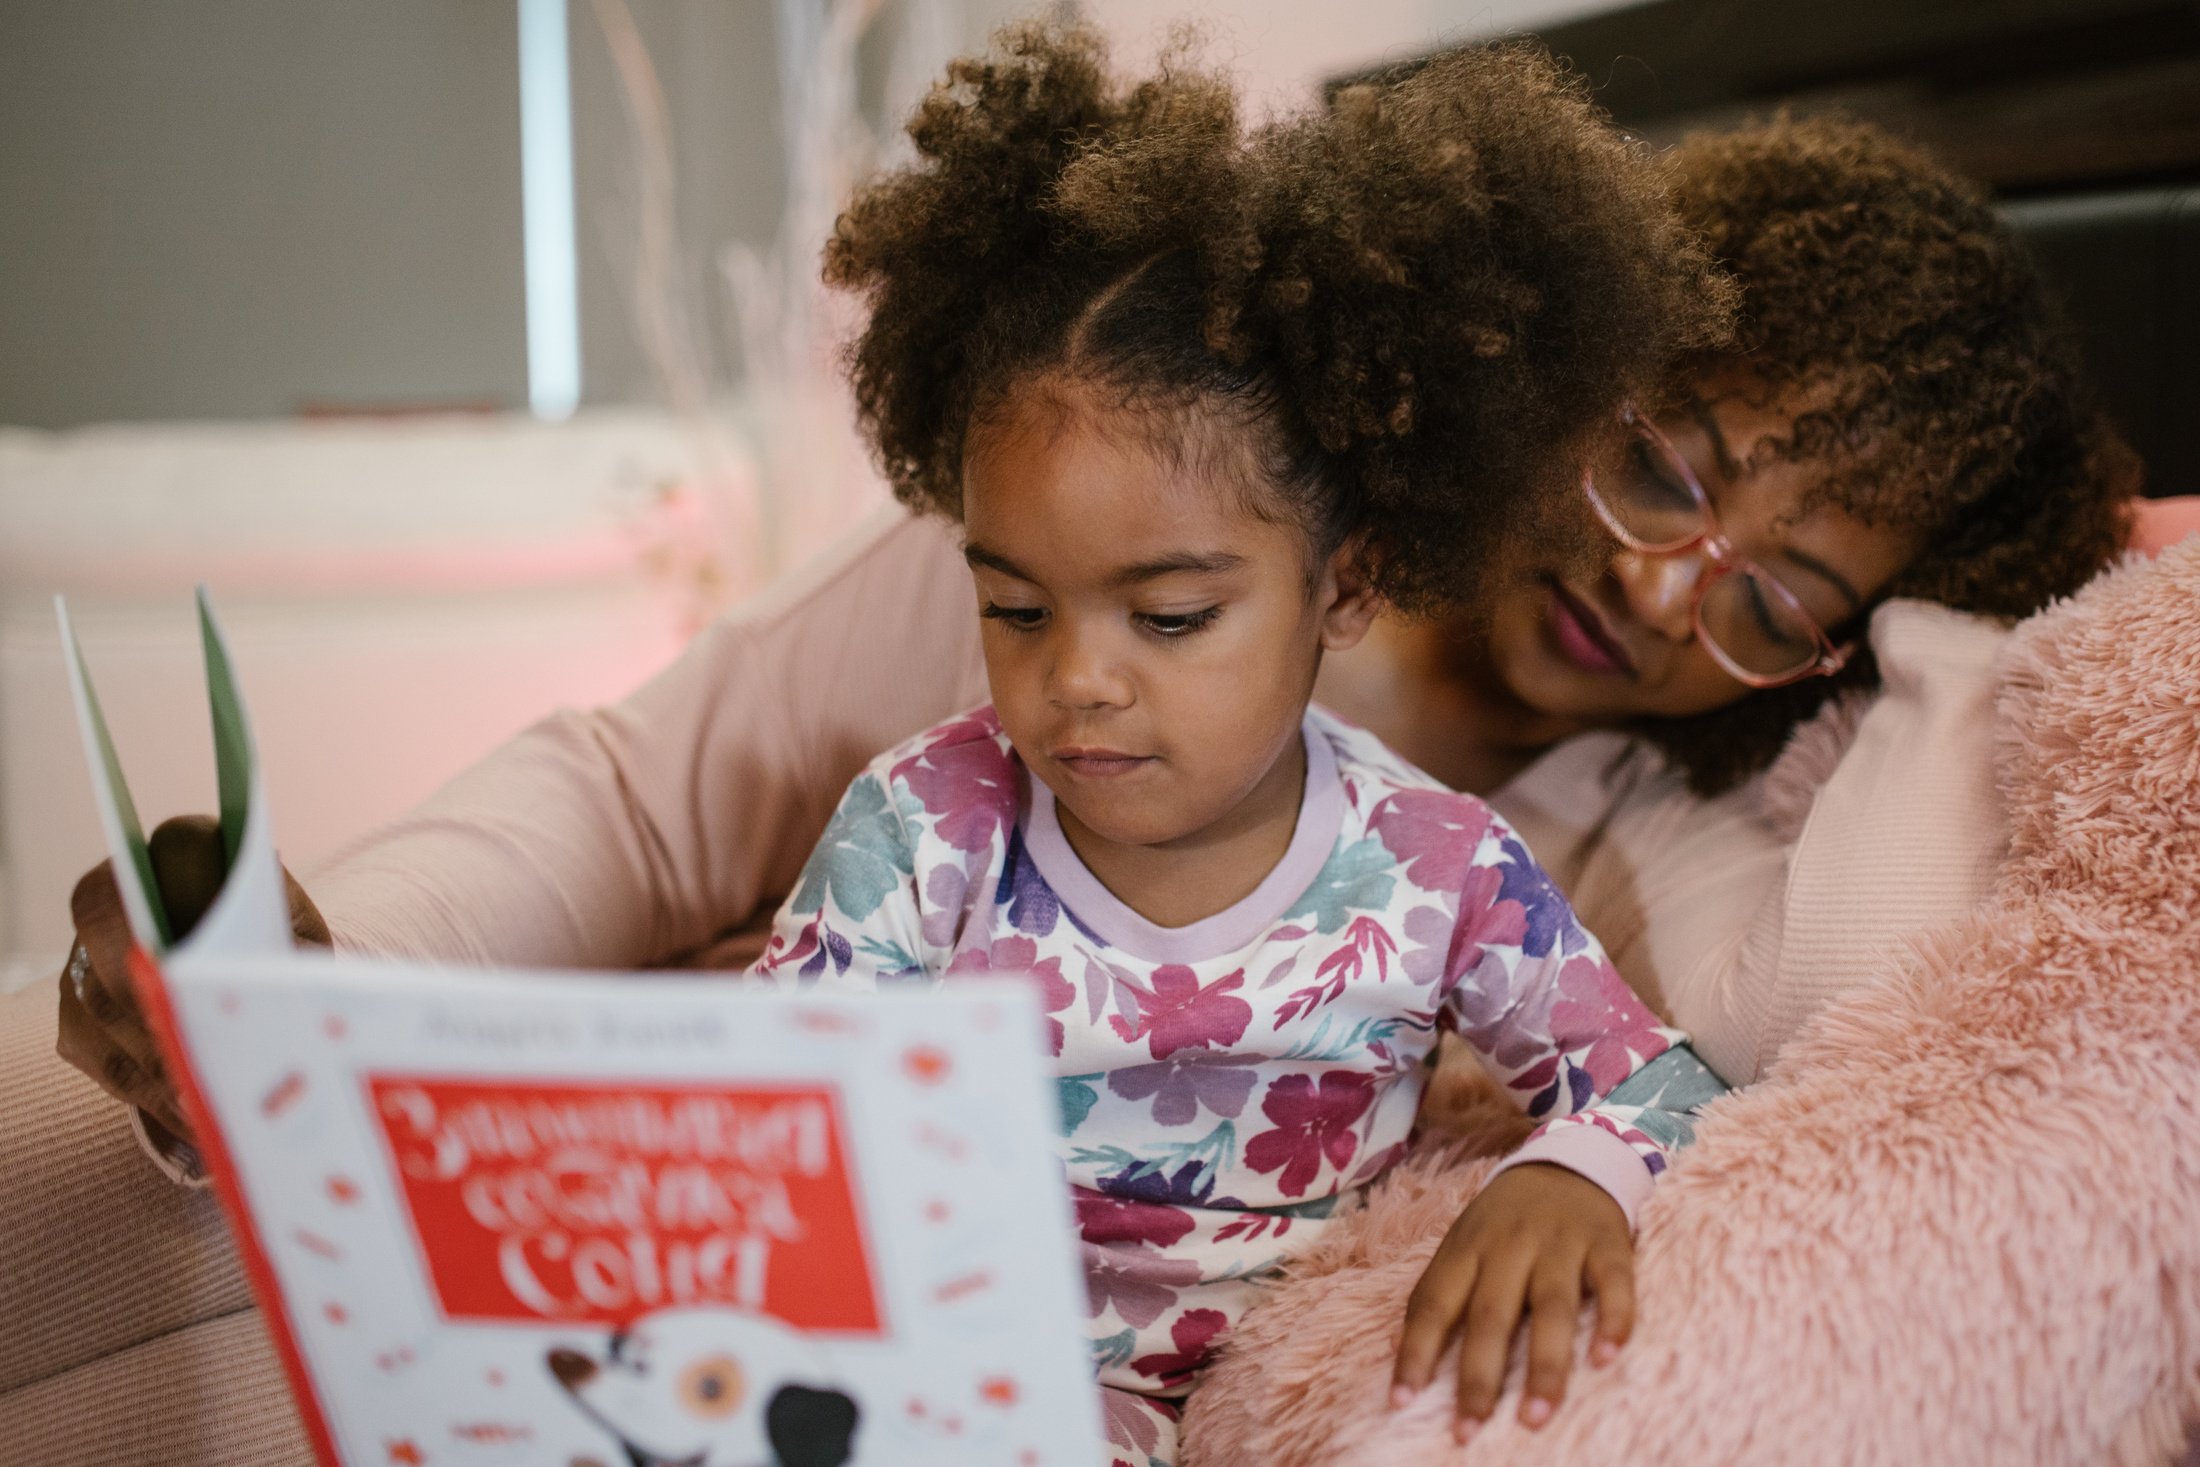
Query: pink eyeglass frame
1583 407 1855 690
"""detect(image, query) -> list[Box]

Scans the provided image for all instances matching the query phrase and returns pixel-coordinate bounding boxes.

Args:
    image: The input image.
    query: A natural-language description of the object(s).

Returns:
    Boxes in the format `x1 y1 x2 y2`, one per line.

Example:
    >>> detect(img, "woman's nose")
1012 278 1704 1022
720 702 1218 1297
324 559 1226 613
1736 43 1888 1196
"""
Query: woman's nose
1608 546 1706 642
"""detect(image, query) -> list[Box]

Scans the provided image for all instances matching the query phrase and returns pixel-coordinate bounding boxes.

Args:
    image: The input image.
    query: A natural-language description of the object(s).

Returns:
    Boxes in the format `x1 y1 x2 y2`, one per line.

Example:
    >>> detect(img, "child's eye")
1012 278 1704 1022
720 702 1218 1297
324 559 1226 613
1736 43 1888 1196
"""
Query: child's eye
981 602 1047 633
1137 607 1221 639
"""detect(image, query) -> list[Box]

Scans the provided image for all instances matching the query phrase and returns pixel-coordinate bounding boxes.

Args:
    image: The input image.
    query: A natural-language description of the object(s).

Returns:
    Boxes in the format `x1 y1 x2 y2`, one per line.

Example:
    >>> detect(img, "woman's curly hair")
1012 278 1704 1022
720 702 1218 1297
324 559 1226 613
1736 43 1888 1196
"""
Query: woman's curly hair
824 21 1731 616
1634 115 2137 794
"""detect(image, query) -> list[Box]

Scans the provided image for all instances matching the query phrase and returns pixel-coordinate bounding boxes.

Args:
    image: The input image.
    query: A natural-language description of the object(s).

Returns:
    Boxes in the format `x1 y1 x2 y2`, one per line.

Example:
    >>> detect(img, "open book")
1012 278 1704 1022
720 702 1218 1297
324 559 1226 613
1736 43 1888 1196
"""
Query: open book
58 590 1101 1467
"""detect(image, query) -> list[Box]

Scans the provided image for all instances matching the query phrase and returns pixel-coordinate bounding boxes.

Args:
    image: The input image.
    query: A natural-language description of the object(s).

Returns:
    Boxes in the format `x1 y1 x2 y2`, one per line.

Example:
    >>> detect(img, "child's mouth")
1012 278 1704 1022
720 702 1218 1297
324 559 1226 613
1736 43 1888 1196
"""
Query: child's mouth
1052 747 1156 778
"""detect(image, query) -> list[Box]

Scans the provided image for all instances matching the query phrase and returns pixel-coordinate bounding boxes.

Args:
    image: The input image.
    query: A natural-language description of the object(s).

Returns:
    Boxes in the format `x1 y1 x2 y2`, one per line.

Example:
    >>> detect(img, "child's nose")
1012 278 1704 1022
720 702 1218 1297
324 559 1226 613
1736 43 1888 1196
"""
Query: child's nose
1046 627 1133 710
1608 546 1706 643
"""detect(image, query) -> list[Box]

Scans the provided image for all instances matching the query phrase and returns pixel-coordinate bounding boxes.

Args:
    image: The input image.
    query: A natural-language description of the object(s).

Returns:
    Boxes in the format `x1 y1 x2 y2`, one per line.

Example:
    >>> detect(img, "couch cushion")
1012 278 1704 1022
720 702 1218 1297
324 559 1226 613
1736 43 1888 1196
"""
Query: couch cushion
0 982 248 1395
0 1308 307 1467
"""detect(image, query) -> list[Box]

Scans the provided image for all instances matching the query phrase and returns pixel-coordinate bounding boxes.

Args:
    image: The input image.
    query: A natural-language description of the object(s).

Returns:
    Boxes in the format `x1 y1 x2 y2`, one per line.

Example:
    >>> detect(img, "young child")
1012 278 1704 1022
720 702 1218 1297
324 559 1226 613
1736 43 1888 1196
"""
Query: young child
751 23 1730 1465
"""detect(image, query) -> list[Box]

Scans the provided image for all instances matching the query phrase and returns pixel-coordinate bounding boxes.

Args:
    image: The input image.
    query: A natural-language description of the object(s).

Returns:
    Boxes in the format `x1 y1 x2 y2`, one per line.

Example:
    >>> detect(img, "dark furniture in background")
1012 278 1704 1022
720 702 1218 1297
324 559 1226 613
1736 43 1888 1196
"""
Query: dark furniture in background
1337 0 2200 495
2006 187 2197 496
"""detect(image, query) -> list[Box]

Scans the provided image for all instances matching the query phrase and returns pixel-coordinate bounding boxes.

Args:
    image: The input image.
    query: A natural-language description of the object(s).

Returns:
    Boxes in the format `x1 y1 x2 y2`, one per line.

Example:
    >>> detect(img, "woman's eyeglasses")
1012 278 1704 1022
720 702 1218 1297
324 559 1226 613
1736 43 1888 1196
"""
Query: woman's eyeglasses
1583 408 1853 690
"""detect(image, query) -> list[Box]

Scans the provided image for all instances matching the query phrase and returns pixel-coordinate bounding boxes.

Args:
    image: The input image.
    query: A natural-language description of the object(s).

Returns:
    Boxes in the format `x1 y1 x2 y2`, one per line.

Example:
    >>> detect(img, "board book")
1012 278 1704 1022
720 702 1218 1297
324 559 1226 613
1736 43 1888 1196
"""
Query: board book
57 590 1101 1467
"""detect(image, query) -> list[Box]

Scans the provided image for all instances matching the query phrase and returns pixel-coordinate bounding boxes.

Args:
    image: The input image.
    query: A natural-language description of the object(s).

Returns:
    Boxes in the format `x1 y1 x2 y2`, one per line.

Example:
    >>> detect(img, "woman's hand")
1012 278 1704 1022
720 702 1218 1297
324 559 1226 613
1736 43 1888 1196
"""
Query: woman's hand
54 814 332 1143
1391 1162 1634 1440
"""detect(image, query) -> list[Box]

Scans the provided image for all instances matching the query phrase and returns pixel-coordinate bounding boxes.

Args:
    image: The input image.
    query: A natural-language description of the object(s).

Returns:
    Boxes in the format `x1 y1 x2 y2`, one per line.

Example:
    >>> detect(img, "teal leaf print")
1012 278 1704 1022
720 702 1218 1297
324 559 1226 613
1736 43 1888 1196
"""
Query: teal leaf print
854 934 925 984
1603 1045 1728 1149
1091 1328 1138 1371
1276 1013 1421 1067
1282 836 1396 934
789 774 912 920
1058 1074 1102 1134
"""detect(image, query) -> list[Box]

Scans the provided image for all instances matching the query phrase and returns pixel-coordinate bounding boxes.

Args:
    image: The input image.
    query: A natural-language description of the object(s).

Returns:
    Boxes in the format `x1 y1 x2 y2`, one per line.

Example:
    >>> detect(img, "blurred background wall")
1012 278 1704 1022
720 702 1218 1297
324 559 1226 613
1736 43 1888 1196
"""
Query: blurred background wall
0 0 1616 430
1 0 2193 977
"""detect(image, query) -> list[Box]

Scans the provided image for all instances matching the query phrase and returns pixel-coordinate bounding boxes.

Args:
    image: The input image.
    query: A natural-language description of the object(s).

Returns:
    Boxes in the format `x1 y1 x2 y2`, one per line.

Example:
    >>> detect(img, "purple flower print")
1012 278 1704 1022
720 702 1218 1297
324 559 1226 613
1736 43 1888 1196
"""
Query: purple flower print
1108 1050 1263 1126
1101 1157 1239 1211
894 714 1016 854
1397 903 1456 988
1370 788 1495 895
1083 1239 1202 1327
1548 954 1670 1091
1130 1309 1231 1390
1111 966 1253 1060
992 827 1061 937
948 935 1075 1055
920 861 987 949
1243 1071 1376 1198
1495 834 1575 958
1074 1188 1198 1249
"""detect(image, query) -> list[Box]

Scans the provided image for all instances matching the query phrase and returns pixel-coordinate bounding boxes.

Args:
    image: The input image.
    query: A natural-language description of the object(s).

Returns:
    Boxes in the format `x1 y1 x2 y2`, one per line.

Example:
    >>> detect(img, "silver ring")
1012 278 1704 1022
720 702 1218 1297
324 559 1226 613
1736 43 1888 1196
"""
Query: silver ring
65 943 91 1006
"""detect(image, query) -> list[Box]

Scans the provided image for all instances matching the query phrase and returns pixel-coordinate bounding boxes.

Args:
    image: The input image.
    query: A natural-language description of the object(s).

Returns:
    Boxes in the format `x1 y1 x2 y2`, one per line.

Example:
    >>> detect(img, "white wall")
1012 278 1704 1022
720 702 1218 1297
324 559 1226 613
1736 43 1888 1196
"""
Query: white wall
0 1 531 428
0 1 1635 429
1082 0 1641 116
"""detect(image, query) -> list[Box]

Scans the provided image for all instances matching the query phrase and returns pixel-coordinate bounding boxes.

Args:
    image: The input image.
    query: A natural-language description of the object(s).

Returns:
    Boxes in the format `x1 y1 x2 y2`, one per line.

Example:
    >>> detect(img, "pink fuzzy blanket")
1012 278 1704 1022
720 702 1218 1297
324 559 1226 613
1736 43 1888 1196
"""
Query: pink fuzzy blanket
1182 539 2200 1467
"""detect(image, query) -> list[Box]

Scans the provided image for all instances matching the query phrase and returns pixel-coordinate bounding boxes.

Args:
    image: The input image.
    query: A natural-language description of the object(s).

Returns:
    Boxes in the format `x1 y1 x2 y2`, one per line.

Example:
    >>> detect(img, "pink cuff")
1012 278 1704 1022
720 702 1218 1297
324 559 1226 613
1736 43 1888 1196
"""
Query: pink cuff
1485 1120 1655 1232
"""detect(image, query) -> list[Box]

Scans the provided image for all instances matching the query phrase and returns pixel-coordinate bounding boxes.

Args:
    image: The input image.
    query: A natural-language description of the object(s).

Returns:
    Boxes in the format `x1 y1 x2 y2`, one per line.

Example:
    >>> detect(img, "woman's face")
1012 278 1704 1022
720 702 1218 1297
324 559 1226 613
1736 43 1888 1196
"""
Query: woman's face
1483 382 1923 726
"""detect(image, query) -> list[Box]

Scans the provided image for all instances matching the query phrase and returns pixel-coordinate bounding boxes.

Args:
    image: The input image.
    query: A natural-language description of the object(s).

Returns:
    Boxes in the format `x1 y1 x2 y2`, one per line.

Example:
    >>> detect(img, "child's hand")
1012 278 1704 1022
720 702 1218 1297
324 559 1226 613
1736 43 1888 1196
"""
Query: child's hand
1390 1162 1633 1440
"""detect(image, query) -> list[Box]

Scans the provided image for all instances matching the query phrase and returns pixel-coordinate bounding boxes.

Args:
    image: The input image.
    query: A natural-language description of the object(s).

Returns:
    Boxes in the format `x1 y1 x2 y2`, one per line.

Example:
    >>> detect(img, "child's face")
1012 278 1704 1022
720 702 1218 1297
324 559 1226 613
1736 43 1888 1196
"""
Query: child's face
961 380 1377 851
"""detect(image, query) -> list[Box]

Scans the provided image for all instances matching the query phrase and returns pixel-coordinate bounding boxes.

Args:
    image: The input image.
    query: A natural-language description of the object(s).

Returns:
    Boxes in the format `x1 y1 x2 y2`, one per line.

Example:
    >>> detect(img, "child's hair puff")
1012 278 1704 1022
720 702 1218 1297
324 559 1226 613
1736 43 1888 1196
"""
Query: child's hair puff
825 20 1731 615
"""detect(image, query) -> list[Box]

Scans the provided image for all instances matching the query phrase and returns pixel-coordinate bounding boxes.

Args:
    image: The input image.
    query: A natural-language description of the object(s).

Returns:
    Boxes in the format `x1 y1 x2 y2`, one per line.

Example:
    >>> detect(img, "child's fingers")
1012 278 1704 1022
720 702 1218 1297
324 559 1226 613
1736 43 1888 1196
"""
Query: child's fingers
1518 1254 1585 1426
1586 1242 1636 1364
1452 1247 1532 1433
1392 1246 1478 1398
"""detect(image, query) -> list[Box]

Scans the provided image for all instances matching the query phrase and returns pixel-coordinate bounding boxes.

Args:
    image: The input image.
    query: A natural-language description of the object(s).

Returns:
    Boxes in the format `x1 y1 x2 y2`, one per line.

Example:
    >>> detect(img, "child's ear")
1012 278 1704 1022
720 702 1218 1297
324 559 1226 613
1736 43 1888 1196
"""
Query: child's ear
1316 539 1383 651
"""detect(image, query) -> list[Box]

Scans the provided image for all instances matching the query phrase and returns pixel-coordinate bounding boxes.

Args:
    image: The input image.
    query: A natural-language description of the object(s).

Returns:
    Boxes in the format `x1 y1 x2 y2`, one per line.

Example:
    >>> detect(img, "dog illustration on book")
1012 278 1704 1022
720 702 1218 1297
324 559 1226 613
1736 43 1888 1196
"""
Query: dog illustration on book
549 1304 862 1467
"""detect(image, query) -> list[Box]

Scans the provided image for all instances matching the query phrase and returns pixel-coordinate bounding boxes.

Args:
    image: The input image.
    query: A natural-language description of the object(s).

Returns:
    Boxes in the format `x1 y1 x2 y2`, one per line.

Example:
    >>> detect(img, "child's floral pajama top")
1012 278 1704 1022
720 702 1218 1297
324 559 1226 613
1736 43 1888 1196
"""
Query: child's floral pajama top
750 706 1724 1466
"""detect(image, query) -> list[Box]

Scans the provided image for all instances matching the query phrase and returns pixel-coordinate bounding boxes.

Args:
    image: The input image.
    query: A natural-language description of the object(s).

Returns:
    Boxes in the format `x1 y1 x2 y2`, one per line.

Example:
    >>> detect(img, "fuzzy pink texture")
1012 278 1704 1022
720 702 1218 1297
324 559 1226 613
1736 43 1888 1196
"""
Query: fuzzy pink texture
1181 538 2200 1467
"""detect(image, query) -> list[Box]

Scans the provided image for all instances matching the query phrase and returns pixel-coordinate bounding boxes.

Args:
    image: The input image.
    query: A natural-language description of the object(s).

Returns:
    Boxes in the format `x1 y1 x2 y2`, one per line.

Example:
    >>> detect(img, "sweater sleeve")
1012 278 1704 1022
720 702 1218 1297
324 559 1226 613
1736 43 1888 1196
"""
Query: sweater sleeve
307 507 986 972
1439 815 1727 1230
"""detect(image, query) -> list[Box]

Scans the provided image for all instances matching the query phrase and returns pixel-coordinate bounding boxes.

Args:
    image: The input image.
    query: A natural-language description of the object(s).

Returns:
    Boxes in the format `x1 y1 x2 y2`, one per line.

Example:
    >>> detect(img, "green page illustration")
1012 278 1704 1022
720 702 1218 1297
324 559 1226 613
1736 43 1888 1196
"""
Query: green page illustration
199 588 252 869
58 590 294 962
56 598 176 954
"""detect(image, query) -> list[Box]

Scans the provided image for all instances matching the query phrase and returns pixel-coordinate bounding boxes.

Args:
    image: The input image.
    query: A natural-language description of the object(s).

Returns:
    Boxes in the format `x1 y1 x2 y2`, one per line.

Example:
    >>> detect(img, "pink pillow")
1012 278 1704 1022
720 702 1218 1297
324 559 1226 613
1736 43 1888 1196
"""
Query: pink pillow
2131 495 2200 558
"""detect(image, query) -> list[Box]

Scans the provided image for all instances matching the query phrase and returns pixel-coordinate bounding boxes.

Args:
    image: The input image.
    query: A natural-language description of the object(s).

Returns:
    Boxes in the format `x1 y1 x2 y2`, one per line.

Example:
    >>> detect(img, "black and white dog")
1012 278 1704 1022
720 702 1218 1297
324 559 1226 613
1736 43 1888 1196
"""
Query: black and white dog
549 1305 861 1467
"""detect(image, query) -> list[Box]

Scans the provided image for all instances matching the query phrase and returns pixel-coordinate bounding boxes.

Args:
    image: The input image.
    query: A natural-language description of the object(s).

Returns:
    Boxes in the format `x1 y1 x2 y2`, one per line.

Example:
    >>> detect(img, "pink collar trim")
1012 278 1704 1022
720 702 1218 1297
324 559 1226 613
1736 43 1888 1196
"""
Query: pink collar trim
1022 718 1344 964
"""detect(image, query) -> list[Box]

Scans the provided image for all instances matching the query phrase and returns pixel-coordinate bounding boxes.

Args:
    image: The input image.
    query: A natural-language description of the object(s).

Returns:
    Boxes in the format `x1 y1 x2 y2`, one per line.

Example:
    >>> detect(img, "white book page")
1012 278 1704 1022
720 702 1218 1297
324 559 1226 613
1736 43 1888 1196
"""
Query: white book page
154 951 1103 1467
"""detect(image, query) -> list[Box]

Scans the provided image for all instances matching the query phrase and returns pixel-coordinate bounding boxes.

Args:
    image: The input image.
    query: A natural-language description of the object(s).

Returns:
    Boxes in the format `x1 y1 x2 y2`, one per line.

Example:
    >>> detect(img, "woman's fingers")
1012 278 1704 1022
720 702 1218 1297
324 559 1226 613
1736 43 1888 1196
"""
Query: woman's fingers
1393 1240 1479 1400
146 815 228 936
1452 1245 1532 1436
68 860 143 1027
1518 1254 1586 1425
1586 1241 1636 1365
54 979 191 1138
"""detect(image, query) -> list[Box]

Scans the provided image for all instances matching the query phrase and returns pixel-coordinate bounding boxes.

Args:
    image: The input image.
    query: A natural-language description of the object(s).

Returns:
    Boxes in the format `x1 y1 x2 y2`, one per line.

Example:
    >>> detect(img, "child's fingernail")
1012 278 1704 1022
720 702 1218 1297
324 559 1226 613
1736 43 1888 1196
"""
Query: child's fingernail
1390 1384 1413 1410
1521 1396 1553 1427
1591 1338 1619 1366
1453 1416 1479 1445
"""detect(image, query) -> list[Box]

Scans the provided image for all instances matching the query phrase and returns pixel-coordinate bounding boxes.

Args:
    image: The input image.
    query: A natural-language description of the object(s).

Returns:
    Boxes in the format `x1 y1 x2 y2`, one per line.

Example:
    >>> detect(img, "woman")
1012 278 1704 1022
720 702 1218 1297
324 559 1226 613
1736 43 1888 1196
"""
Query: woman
28 111 2141 1459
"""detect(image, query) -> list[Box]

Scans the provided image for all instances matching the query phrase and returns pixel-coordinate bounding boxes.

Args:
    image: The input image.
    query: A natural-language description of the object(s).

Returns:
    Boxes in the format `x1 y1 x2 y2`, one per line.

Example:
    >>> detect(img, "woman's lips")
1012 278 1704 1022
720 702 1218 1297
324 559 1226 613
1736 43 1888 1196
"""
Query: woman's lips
1052 747 1155 778
1545 580 1637 677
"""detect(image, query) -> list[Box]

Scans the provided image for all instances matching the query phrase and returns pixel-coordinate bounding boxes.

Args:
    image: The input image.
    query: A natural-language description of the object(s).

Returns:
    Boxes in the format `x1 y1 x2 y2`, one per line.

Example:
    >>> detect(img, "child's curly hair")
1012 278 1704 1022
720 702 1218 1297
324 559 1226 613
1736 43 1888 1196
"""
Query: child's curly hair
824 21 1731 616
1634 115 2137 793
